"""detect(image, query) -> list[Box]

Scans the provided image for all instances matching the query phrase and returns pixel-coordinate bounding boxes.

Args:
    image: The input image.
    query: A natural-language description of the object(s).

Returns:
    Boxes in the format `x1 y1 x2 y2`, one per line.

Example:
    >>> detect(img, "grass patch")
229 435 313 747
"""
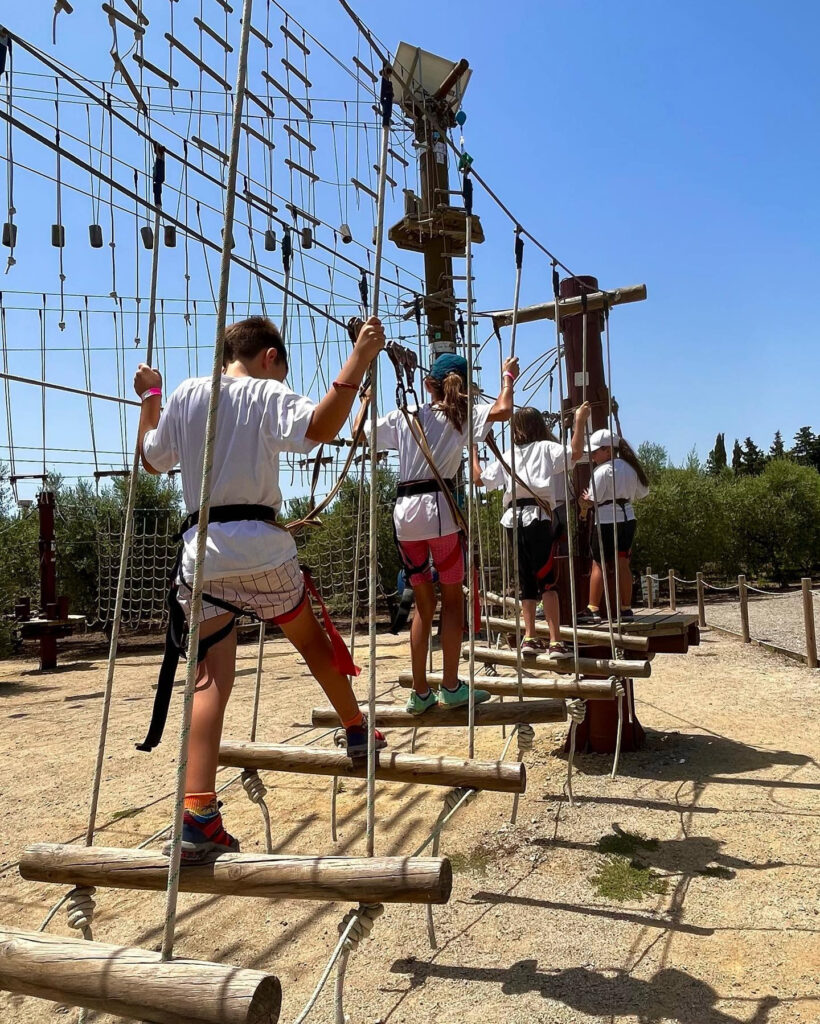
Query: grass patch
591 855 667 902
449 845 490 876
111 807 141 821
597 828 658 858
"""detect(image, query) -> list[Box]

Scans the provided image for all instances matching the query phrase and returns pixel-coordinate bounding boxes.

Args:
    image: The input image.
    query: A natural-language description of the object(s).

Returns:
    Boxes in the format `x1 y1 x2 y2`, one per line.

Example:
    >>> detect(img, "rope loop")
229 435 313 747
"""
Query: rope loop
443 785 476 815
614 679 626 698
240 768 268 804
340 902 384 951
516 722 535 753
66 886 96 933
567 699 586 725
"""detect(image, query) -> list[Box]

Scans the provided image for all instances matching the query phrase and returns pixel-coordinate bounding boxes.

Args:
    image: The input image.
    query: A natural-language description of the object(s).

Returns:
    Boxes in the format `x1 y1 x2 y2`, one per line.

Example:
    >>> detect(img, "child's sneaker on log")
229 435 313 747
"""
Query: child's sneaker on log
406 688 439 715
439 679 491 709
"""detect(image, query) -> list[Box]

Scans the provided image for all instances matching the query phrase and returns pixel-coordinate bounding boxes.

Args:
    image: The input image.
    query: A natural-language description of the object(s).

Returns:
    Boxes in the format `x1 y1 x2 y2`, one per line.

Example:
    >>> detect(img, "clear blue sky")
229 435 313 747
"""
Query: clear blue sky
3 0 819 501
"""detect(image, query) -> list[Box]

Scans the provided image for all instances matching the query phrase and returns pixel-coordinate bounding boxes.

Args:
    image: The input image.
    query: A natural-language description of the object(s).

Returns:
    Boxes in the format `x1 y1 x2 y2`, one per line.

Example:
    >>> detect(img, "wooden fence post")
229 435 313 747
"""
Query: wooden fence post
668 569 676 611
802 578 818 669
738 574 750 643
645 566 653 609
696 572 706 627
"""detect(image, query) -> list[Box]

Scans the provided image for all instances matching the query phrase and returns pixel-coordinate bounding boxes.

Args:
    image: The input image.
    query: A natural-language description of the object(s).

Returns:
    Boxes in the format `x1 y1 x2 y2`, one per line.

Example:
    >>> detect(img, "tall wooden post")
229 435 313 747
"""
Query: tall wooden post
738 574 750 643
645 566 654 609
696 571 706 627
37 490 57 670
668 569 676 611
802 578 817 669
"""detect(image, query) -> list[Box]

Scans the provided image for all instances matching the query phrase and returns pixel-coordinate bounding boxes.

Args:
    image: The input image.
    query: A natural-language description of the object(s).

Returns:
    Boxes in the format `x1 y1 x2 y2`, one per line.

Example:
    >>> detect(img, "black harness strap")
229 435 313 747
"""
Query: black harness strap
136 504 278 753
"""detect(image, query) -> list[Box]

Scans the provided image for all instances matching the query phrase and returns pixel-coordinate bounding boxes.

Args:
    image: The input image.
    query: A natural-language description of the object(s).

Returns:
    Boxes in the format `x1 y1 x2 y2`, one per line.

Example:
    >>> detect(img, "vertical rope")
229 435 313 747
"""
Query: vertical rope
161 1 254 960
463 170 477 756
508 229 524 702
365 66 392 858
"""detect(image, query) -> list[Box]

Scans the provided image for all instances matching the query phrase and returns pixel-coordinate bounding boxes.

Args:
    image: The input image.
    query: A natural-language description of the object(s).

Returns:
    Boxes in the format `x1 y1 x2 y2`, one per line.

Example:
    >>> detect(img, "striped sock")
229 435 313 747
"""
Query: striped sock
185 792 218 819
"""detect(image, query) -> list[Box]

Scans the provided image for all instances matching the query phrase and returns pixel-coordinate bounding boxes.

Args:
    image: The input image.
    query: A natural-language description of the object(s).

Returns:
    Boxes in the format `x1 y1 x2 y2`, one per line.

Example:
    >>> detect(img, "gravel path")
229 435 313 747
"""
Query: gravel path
679 587 820 658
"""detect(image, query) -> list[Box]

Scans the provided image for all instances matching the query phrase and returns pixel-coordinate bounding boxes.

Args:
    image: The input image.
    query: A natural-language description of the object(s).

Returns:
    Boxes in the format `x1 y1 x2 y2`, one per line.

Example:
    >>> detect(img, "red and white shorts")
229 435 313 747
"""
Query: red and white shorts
176 556 306 625
399 531 464 587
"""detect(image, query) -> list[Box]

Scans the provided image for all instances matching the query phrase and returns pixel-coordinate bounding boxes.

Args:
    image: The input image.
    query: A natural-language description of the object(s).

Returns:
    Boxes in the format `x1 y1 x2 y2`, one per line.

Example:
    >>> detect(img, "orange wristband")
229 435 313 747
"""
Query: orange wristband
332 380 359 391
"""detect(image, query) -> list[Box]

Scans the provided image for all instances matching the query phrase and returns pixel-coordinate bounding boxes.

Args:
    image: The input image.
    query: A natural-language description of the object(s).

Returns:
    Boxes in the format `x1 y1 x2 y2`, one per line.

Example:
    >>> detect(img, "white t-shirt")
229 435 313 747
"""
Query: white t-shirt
482 440 574 527
374 402 494 541
143 375 317 580
591 457 649 524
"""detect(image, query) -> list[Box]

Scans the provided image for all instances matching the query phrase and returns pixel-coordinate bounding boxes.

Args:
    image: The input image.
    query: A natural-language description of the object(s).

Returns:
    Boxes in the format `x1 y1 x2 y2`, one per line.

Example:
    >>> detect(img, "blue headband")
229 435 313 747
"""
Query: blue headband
427 353 468 382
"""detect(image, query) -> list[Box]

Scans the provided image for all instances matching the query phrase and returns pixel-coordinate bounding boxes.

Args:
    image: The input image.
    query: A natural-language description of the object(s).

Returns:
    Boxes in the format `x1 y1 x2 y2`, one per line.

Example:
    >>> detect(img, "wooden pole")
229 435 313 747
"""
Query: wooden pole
312 698 567 730
37 491 57 670
0 928 281 1024
396 671 616 700
487 283 647 329
218 742 526 793
483 606 649 651
465 644 652 679
802 578 817 669
696 571 706 627
645 566 653 609
738 574 750 643
668 569 676 611
20 844 452 906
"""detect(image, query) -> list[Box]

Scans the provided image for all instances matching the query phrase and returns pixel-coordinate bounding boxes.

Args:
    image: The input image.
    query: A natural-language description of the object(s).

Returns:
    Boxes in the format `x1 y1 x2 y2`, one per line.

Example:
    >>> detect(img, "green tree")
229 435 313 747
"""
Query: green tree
636 442 668 483
682 446 702 474
791 427 820 471
740 437 766 476
731 439 743 474
706 433 727 475
769 431 786 460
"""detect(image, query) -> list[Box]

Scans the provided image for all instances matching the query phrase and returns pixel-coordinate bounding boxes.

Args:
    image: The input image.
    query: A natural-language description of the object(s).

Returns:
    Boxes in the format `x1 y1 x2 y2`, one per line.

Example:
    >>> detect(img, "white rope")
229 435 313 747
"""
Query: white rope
508 229 525 702
465 170 477 757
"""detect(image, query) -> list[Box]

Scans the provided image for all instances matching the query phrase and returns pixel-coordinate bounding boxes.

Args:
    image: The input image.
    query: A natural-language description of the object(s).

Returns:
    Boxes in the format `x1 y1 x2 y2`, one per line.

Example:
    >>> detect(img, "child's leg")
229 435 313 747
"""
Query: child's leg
619 554 633 608
186 612 237 794
279 600 361 724
588 560 604 610
409 580 436 694
521 599 538 638
439 581 464 688
541 590 561 642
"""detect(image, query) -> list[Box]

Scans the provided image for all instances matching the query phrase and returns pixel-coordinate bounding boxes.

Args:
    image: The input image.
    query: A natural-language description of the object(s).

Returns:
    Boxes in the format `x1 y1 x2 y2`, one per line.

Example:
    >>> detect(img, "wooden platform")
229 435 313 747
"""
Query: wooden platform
311 698 567 729
20 844 452 906
18 614 86 640
588 609 698 637
219 741 526 793
396 672 617 700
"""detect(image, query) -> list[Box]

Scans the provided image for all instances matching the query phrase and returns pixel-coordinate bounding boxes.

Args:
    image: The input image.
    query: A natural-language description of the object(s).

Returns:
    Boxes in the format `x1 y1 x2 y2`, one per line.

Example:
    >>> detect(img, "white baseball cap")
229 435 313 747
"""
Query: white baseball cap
588 428 621 452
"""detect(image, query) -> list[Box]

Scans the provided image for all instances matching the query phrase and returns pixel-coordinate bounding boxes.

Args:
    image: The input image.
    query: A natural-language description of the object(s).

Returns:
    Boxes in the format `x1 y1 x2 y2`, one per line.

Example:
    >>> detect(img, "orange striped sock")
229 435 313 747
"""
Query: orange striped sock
185 792 217 817
341 710 364 729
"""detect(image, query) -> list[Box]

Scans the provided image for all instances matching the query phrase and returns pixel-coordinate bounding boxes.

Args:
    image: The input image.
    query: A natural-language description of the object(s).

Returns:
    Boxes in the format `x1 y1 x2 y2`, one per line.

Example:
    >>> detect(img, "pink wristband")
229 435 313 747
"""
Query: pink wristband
503 371 516 382
141 387 162 401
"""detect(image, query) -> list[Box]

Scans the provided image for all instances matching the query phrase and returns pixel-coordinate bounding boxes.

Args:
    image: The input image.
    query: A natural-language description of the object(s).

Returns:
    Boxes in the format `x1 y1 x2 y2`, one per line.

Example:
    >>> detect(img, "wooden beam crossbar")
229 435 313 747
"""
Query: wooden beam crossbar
466 645 651 679
281 57 312 89
218 741 526 793
281 24 310 54
193 16 233 53
487 283 647 329
165 33 231 91
311 699 567 729
283 123 316 151
284 158 319 183
132 53 179 89
396 672 617 700
262 71 312 119
484 601 649 652
20 843 452 905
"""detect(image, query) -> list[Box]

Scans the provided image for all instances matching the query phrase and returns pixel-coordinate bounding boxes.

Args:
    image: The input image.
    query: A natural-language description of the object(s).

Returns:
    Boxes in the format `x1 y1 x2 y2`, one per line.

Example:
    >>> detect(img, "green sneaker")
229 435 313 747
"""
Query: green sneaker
406 688 439 715
439 680 491 709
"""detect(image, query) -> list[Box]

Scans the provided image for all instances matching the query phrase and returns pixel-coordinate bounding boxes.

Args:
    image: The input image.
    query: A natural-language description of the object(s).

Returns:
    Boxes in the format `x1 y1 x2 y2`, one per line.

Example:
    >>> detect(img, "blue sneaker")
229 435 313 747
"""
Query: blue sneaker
439 680 491 709
343 714 388 758
406 689 439 715
163 807 240 864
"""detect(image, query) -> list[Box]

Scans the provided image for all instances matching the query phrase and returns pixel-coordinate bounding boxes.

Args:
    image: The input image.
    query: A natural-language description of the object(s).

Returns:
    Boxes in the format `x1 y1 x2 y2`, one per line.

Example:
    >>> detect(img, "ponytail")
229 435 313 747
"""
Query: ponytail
617 439 649 488
428 371 468 431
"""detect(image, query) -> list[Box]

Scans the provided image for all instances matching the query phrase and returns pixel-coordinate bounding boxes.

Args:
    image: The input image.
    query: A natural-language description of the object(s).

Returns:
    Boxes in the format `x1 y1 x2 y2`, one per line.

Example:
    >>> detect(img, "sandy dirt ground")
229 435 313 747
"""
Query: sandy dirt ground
1 623 819 1024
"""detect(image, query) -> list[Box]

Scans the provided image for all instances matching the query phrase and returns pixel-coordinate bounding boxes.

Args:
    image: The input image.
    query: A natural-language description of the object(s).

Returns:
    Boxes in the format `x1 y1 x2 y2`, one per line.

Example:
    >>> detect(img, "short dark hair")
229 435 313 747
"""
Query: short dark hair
224 316 287 370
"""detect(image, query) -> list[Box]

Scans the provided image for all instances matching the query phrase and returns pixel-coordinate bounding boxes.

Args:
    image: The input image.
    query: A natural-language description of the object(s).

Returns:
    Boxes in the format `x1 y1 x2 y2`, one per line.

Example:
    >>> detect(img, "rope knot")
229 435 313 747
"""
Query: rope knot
66 886 96 934
614 679 626 698
443 786 476 815
340 903 384 951
567 699 586 725
516 723 535 753
241 768 268 804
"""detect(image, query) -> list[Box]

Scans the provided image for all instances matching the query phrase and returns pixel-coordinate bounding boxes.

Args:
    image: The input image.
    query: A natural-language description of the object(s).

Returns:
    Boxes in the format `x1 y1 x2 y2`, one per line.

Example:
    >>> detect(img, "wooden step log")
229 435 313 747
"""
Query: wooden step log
0 927 280 1024
312 698 567 730
219 741 525 793
21 844 450 906
483 600 649 652
396 671 616 700
465 644 651 679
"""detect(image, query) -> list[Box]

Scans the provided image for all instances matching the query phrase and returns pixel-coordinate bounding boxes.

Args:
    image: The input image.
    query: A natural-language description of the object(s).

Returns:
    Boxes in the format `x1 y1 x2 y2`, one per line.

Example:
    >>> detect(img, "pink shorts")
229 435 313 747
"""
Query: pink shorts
399 532 464 587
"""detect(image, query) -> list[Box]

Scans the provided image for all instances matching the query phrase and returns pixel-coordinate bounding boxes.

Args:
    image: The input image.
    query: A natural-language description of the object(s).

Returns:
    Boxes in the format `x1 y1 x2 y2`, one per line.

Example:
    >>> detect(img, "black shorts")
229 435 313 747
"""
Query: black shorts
514 516 561 600
591 519 637 563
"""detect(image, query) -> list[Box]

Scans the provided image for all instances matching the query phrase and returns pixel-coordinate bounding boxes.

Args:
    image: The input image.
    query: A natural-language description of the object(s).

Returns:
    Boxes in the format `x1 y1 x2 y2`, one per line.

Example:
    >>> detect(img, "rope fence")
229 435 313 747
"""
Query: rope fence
642 564 818 670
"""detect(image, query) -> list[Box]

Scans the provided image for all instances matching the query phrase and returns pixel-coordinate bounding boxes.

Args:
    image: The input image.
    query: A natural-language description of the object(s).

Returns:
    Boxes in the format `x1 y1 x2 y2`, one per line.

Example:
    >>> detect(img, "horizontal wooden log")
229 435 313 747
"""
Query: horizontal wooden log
20 844 451 906
465 644 651 679
486 283 647 329
483 603 649 651
396 672 616 700
312 699 567 729
0 928 280 1024
219 741 524 793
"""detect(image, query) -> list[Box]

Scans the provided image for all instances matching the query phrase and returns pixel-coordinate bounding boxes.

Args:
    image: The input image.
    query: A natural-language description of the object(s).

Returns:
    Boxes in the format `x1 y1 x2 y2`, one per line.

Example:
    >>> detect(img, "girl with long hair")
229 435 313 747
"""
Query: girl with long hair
578 429 649 623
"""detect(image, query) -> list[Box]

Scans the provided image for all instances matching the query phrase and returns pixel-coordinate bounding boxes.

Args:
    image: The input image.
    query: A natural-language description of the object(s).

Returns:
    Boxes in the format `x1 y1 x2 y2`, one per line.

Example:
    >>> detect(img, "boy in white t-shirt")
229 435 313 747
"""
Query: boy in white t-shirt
134 315 385 862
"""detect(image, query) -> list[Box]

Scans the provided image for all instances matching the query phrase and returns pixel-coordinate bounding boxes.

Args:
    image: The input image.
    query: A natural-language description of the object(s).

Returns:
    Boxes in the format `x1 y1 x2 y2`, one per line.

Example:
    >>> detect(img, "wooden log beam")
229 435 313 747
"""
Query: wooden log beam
465 644 651 678
486 283 646 329
219 741 525 792
396 671 616 700
0 927 280 1024
20 844 451 906
311 699 567 729
483 601 649 651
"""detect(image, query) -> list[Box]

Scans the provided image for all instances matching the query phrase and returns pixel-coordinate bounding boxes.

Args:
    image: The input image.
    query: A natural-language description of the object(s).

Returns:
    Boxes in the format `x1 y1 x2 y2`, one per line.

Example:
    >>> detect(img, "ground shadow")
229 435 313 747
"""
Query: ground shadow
390 960 779 1024
0 680 57 697
20 661 96 676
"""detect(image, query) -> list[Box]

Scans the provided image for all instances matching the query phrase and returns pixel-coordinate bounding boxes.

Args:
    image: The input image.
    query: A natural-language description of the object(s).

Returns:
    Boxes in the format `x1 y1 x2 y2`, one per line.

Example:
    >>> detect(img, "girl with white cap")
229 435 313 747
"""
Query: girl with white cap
577 429 649 623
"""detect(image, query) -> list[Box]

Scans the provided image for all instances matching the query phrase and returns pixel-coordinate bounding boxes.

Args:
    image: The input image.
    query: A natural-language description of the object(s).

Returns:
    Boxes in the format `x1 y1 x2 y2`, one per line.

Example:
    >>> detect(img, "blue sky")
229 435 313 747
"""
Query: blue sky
2 0 818 500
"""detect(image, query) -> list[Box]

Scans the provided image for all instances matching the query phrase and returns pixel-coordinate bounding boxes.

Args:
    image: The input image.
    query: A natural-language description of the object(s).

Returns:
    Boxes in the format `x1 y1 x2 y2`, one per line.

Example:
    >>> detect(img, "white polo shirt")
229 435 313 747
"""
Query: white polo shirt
374 402 494 541
481 440 574 527
591 458 649 523
143 375 317 581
